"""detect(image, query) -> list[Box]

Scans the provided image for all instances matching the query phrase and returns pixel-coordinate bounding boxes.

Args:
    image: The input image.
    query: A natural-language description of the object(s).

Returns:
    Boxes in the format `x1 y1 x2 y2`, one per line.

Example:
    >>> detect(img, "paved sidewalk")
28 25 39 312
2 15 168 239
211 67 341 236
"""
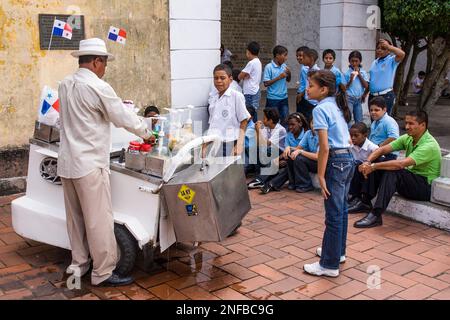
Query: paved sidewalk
1 191 450 300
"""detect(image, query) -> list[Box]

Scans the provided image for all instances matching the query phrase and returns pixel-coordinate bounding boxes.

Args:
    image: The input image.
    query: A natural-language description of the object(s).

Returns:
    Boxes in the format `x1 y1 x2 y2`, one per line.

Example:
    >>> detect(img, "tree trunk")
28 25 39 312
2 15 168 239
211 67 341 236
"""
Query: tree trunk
400 43 426 105
392 41 412 117
418 37 450 113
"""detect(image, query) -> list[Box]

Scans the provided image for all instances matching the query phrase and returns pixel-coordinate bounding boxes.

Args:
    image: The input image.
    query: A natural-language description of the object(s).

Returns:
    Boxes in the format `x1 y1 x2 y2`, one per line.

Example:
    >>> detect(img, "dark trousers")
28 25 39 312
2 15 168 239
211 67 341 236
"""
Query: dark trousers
296 98 315 123
268 155 318 190
369 90 396 115
373 169 431 217
266 98 289 126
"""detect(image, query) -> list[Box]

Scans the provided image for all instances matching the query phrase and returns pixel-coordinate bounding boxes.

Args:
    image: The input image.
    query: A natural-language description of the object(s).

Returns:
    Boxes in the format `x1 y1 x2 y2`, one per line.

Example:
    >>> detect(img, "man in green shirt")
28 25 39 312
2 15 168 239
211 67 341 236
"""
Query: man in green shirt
354 110 441 228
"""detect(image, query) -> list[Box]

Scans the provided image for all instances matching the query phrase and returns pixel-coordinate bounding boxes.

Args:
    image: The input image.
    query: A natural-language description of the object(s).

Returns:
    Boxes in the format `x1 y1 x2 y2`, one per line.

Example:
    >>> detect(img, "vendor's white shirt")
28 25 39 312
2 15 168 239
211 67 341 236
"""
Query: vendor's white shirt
262 123 287 151
57 68 151 179
208 87 250 142
351 138 379 162
242 58 262 95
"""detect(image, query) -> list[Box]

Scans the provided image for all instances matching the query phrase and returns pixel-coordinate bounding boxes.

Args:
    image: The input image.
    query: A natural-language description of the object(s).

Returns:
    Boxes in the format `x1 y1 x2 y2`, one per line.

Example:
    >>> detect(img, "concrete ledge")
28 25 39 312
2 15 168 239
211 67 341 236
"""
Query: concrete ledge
0 177 27 196
387 195 450 232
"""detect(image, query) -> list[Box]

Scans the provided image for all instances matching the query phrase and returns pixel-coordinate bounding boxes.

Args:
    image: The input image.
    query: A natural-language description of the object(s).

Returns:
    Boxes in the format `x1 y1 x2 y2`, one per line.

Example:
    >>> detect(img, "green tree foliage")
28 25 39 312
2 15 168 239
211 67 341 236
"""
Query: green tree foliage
381 0 450 113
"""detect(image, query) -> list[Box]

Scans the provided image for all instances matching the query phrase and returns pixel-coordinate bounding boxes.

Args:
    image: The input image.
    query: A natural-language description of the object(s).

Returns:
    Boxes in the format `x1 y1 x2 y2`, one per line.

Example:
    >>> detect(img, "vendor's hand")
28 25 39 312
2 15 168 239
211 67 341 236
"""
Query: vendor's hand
144 135 156 145
290 149 301 160
319 176 330 200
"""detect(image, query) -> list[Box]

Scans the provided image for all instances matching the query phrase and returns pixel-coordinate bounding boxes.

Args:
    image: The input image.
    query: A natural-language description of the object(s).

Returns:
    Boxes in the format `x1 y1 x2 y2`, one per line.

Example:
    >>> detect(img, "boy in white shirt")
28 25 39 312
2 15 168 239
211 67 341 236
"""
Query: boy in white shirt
207 64 251 157
348 122 379 213
412 71 425 94
247 108 287 189
239 42 262 121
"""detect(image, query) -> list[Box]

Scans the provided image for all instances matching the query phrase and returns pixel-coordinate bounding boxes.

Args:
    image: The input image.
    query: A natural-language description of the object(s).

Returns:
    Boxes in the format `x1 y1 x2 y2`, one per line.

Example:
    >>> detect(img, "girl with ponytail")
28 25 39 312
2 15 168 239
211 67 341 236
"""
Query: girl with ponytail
303 69 355 278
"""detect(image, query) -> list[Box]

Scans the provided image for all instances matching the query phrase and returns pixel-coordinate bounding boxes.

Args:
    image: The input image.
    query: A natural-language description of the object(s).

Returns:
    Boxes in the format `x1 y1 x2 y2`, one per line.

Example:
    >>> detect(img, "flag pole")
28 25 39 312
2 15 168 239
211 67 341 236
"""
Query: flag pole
48 17 56 51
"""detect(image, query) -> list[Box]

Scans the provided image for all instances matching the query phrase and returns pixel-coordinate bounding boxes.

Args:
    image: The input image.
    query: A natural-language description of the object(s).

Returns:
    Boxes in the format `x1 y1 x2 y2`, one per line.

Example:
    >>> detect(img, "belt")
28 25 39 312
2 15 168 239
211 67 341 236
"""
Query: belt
371 88 393 96
329 148 351 156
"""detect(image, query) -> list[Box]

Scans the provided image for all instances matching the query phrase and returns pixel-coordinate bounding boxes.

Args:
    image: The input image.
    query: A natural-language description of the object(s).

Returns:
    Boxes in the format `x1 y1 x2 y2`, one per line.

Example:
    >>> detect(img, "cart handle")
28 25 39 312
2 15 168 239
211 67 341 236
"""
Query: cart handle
162 135 223 184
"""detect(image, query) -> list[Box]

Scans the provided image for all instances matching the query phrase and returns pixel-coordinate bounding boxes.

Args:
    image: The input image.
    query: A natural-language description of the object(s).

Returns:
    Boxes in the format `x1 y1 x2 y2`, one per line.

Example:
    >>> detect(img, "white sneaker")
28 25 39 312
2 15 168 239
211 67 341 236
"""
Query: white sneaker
303 261 339 277
316 247 346 263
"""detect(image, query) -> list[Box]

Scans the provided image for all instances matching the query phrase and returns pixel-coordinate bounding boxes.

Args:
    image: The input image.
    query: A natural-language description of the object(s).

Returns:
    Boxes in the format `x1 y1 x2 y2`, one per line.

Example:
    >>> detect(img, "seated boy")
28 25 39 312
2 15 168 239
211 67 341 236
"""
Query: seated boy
354 111 441 228
207 64 251 157
347 122 379 213
369 97 399 160
247 108 286 189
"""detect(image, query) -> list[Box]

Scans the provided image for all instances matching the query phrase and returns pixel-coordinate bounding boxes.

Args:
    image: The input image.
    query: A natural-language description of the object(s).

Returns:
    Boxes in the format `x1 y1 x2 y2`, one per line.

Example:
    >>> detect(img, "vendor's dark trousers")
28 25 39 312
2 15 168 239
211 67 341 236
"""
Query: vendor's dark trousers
372 169 431 217
296 99 315 123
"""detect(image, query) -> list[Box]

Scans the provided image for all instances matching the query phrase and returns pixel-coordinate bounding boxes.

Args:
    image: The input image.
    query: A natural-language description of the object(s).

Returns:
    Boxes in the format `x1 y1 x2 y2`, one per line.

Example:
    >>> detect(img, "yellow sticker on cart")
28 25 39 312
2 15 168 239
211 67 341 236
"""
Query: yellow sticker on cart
178 185 196 204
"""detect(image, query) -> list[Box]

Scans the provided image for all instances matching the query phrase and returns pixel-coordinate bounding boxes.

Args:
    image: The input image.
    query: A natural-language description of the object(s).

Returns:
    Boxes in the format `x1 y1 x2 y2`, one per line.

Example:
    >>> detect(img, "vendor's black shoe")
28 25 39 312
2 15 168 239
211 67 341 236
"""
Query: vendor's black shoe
98 272 134 287
353 213 382 228
260 183 273 194
348 200 372 214
347 197 360 207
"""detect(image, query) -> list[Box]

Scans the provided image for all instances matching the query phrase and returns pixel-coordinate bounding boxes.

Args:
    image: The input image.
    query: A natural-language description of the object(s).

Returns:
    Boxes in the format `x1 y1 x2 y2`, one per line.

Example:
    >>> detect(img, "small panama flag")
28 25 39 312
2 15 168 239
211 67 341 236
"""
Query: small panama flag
38 86 60 126
52 19 73 40
108 26 127 45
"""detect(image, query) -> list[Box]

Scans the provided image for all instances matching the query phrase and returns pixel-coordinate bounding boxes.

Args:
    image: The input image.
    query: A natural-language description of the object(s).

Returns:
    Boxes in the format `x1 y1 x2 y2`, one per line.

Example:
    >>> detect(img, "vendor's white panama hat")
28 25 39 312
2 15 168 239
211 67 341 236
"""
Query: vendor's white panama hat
71 38 115 61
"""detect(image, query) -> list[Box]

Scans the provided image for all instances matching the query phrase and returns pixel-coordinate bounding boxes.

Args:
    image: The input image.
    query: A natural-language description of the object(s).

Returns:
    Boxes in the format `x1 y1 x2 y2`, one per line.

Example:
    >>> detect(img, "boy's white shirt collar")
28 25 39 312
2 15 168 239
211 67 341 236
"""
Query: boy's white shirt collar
353 138 377 152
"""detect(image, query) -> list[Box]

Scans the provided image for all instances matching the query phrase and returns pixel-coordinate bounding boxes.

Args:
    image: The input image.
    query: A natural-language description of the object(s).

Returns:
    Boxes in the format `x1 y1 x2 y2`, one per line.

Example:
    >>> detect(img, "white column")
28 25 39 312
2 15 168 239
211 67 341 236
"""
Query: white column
319 0 378 70
169 0 221 125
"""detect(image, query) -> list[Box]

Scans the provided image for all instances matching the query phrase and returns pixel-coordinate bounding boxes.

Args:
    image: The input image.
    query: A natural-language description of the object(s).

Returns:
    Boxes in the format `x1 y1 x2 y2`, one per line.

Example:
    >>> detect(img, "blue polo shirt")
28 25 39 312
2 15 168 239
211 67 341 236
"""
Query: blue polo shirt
263 61 288 100
313 97 351 149
299 130 319 153
298 64 320 105
285 129 305 148
245 120 256 150
344 67 369 98
328 65 346 88
369 113 399 145
369 54 399 93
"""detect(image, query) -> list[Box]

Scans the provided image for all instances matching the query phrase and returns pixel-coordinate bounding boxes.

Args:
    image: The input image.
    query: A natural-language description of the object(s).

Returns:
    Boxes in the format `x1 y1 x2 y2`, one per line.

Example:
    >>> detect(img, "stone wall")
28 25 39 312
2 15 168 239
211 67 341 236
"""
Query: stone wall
221 0 276 69
276 0 321 88
0 0 171 149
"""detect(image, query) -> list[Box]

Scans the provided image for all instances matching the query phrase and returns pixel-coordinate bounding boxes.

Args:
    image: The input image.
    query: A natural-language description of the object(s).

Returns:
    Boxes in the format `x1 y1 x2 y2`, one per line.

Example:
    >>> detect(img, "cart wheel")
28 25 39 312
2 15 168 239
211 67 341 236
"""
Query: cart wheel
114 224 138 276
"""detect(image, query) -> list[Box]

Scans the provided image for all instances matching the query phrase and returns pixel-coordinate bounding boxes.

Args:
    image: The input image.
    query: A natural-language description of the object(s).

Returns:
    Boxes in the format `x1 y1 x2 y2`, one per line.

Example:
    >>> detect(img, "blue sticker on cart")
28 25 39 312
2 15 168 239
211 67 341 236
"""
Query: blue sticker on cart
186 204 198 216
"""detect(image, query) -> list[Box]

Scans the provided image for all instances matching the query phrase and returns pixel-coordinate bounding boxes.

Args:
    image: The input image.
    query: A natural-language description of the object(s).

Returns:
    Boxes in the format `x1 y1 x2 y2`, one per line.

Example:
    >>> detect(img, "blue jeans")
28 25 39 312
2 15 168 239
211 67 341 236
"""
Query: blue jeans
266 98 289 126
347 95 363 123
245 91 261 122
320 152 355 270
369 91 396 115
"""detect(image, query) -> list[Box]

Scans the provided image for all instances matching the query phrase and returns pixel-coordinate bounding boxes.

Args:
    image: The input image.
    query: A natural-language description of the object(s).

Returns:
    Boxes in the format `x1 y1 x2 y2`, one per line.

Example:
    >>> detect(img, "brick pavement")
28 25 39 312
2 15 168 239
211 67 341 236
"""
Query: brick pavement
1 191 450 300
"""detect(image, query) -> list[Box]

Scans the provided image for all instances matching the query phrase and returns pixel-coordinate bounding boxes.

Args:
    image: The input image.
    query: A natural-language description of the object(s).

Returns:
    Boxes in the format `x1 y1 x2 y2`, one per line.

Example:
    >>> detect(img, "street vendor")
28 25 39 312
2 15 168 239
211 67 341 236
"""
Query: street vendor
57 38 153 287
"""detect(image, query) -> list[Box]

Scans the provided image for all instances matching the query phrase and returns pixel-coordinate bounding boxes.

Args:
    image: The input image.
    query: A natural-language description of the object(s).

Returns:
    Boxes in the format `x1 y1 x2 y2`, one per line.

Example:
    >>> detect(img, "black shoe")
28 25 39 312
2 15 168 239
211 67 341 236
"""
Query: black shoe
248 179 264 189
260 183 273 194
98 272 134 287
347 197 360 207
287 184 295 191
295 186 314 193
348 200 372 214
353 213 383 228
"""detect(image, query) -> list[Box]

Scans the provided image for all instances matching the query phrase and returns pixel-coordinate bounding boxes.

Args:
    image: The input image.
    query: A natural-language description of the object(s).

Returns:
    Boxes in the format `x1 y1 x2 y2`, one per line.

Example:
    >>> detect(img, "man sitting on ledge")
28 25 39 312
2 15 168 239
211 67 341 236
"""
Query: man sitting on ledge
354 110 442 228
